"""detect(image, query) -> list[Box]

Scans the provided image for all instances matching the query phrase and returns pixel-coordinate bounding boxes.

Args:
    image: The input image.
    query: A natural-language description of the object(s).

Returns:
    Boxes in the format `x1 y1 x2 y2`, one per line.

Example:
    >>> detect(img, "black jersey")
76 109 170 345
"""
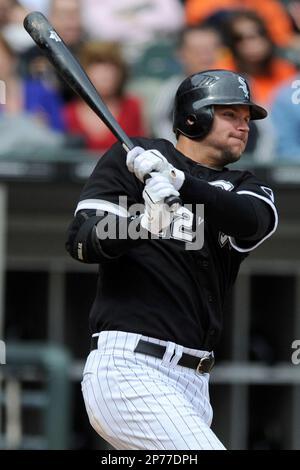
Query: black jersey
75 137 277 350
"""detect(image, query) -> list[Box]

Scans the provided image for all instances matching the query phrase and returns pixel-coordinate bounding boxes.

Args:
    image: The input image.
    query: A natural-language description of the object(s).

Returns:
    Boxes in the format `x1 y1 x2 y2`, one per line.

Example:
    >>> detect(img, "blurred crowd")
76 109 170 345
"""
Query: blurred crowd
1 0 300 161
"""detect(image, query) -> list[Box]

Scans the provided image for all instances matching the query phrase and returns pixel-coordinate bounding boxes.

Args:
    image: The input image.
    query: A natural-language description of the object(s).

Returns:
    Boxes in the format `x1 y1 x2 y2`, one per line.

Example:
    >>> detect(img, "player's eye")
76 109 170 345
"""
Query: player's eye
223 111 235 118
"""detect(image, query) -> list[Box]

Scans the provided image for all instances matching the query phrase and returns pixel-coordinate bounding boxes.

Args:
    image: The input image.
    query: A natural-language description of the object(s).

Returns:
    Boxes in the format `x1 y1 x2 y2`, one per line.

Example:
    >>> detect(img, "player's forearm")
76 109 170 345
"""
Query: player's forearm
180 174 272 240
66 211 144 264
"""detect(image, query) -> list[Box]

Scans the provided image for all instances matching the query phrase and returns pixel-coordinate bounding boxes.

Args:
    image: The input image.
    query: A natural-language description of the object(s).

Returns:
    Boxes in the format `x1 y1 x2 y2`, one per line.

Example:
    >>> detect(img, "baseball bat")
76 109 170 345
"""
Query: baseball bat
23 11 181 210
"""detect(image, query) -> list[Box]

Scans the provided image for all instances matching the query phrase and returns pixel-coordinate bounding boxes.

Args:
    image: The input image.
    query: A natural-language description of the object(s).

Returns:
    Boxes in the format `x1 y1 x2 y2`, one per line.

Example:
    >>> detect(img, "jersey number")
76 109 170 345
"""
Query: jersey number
170 207 194 243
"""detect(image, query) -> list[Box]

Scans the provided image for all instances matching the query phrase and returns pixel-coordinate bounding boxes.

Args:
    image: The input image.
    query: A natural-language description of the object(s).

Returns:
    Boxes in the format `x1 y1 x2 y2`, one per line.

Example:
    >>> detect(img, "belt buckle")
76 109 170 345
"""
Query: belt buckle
196 354 214 374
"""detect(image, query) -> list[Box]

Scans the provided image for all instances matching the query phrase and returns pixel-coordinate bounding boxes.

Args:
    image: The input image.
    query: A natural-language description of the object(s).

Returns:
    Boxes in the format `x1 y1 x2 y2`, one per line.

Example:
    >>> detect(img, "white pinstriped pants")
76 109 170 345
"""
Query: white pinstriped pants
81 331 225 450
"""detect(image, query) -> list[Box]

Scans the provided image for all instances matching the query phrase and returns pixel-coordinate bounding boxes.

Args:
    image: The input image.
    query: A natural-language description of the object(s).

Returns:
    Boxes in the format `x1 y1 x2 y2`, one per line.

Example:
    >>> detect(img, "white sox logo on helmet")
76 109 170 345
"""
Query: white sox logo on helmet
238 76 250 99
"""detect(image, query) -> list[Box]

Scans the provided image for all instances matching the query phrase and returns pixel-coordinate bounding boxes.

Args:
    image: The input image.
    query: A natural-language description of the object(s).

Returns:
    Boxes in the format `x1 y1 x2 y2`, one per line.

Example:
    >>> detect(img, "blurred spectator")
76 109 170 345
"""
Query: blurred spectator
185 0 294 48
282 0 300 70
63 42 147 152
0 0 14 28
0 113 64 156
0 33 64 154
1 0 34 52
81 0 185 63
18 0 49 12
221 11 297 161
20 0 85 103
287 0 300 32
50 0 83 48
223 11 297 105
176 25 228 77
0 33 65 130
151 25 227 142
270 75 300 161
284 1 300 68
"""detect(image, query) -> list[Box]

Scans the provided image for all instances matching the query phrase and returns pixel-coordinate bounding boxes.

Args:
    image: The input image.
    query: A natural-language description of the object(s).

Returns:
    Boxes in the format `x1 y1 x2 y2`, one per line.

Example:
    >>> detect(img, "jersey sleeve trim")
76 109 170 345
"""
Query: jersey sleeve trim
229 191 278 253
75 199 130 217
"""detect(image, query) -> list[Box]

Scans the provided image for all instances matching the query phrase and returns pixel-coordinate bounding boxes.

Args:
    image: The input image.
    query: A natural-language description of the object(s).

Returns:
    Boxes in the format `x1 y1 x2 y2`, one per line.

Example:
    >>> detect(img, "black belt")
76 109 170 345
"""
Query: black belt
91 337 214 374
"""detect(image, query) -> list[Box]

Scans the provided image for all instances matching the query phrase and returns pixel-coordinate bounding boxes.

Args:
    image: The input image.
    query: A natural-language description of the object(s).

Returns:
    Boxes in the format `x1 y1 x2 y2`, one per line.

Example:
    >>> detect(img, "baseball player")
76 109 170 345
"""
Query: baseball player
66 70 278 450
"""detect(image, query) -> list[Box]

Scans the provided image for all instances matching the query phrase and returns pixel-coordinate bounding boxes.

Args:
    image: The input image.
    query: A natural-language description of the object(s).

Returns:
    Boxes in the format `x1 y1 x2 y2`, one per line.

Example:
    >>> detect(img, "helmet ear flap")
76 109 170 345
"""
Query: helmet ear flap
174 104 214 140
195 105 214 139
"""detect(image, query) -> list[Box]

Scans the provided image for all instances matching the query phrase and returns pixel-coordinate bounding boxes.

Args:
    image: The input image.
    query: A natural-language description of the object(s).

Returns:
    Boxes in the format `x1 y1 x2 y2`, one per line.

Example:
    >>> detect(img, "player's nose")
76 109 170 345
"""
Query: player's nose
237 119 250 133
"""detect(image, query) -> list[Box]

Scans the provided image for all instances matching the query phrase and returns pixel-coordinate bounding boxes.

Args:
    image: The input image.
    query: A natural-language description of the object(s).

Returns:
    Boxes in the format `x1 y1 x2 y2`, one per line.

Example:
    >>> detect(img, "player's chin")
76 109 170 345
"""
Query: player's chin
222 146 244 165
229 141 246 160
231 148 244 161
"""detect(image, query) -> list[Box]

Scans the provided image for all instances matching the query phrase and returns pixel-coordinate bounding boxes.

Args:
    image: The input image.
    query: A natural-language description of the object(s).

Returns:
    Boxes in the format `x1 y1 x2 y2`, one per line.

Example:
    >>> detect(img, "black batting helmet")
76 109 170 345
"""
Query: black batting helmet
173 69 268 139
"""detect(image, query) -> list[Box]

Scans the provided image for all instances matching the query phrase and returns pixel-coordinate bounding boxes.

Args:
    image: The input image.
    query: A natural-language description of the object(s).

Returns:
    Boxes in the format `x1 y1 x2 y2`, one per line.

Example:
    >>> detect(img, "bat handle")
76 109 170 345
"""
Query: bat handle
164 195 182 212
122 143 183 211
122 143 132 153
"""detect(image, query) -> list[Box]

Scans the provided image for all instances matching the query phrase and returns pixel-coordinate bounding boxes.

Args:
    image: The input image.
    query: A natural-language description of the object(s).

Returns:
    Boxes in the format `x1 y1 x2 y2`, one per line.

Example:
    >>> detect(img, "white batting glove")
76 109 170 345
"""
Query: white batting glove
140 173 179 235
126 146 185 191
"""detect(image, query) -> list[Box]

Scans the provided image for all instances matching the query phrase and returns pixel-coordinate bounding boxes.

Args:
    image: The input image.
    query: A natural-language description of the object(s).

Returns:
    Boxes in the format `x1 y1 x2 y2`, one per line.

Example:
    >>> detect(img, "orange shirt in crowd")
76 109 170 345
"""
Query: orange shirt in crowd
220 55 297 104
185 0 294 47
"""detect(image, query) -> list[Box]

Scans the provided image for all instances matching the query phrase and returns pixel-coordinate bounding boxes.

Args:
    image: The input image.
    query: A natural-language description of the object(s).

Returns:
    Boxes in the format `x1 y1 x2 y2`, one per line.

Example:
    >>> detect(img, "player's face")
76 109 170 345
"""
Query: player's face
204 105 250 165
